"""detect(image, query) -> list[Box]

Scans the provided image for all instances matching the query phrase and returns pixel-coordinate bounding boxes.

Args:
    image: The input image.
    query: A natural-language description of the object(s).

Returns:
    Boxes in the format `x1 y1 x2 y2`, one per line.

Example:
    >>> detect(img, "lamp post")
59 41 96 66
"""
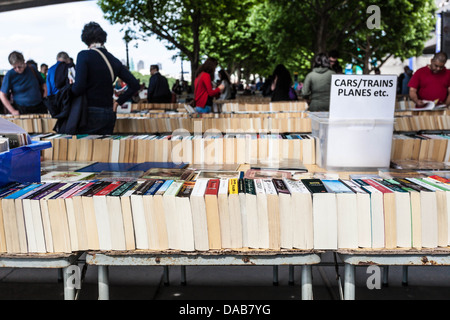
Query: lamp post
123 30 132 69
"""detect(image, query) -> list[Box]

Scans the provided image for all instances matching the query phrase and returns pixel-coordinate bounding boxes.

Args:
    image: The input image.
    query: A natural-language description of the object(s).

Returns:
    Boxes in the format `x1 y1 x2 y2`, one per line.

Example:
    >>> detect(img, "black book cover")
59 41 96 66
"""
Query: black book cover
302 179 328 193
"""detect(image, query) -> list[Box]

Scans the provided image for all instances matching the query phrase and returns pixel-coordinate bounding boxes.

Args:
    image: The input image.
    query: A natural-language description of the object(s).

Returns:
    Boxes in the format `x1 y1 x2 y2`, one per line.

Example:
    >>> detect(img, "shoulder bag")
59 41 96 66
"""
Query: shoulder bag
91 47 115 82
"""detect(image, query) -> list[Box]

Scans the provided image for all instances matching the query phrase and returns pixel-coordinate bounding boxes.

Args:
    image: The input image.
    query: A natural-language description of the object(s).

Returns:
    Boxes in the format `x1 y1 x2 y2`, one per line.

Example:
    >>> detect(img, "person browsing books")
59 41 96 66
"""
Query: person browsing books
301 53 335 112
218 69 233 101
270 64 295 102
46 51 75 97
71 22 140 134
0 51 47 115
408 52 450 108
193 57 225 113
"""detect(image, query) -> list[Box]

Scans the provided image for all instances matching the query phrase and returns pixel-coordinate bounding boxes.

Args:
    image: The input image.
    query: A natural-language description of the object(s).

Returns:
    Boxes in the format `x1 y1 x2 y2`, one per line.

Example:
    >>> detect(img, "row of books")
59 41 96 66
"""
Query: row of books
114 116 313 134
395 96 450 111
33 133 316 165
6 112 450 135
6 115 312 134
2 111 310 120
218 101 308 113
132 102 180 112
0 133 29 150
1 173 450 254
0 138 8 153
394 114 450 132
36 131 450 167
392 133 450 163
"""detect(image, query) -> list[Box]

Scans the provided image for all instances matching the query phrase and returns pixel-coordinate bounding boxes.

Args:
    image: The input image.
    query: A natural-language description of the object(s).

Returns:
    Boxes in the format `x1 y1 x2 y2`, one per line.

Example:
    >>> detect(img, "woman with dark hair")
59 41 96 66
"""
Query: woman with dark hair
193 57 224 113
71 21 139 134
301 53 335 112
218 69 232 100
270 64 295 102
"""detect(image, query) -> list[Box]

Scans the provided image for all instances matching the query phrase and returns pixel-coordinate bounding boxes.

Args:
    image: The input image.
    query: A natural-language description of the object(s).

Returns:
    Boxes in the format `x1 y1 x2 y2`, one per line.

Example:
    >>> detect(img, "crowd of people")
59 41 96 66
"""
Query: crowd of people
1 20 450 133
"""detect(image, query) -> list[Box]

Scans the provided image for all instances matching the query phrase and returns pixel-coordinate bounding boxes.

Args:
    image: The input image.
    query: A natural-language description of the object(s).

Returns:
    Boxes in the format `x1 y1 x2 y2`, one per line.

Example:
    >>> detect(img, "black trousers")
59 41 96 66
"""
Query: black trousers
14 101 48 114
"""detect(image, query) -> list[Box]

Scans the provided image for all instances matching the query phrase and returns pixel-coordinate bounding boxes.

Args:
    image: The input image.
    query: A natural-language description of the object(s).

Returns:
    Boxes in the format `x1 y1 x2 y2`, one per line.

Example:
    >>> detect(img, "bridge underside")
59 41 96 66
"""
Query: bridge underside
0 0 87 13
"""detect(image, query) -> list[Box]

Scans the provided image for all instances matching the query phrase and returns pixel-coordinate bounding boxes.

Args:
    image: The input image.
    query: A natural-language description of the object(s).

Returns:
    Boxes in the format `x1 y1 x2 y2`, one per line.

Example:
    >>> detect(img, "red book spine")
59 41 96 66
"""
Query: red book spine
362 179 393 193
94 181 123 196
204 179 220 196
429 175 450 183
70 182 96 197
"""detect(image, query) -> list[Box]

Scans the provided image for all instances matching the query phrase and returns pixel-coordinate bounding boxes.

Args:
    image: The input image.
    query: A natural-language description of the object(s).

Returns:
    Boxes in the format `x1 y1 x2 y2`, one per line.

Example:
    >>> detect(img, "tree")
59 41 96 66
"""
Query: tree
98 0 254 84
253 0 436 75
343 0 436 74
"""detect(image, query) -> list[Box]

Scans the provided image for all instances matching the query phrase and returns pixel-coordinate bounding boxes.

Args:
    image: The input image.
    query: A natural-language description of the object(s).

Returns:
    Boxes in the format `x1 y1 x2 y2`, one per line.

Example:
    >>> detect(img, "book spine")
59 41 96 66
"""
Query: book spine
322 179 354 193
51 183 85 199
94 181 123 196
339 179 367 194
375 179 408 193
429 175 450 184
254 179 265 195
59 182 88 199
132 179 156 195
218 179 229 196
69 182 96 197
18 183 47 199
109 181 137 197
155 180 174 195
191 178 209 197
205 179 220 196
393 178 429 192
273 178 290 194
244 179 255 195
421 177 450 191
82 181 111 197
262 179 277 195
4 183 41 199
0 182 21 198
238 178 245 194
302 179 328 193
405 178 438 191
32 183 68 200
362 179 393 193
177 181 196 198
229 179 238 195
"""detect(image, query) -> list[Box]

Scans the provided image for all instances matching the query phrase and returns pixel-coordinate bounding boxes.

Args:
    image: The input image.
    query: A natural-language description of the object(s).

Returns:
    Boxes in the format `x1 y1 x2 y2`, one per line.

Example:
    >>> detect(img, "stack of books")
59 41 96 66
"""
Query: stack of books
0 168 449 254
31 133 316 165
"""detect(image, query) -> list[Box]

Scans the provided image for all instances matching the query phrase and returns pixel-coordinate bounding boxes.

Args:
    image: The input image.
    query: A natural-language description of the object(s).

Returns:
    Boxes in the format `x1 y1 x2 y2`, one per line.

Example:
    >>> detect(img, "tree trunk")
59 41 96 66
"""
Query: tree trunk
314 9 329 54
363 36 372 74
190 10 201 87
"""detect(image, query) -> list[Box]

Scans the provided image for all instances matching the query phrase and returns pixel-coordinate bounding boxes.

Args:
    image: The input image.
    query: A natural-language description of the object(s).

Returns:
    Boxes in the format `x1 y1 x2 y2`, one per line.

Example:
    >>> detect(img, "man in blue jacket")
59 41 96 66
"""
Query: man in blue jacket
47 51 74 97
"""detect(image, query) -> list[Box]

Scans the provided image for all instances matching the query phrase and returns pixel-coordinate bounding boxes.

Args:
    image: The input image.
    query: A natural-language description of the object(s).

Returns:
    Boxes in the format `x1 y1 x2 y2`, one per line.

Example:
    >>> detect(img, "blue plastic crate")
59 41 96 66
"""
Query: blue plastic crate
0 140 52 186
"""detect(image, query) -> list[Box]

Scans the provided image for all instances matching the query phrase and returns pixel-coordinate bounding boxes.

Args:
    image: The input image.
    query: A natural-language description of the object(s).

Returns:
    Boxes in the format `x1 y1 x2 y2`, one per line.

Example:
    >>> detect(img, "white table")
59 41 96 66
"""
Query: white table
86 250 321 300
0 252 82 300
337 249 450 300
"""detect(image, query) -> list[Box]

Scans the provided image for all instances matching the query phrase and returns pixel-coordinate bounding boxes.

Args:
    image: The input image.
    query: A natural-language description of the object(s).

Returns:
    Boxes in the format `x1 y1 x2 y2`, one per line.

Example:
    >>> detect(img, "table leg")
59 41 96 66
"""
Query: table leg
273 266 278 286
289 266 294 286
402 266 408 286
163 266 170 286
181 266 187 286
344 264 355 300
62 267 75 300
301 265 313 300
98 265 109 300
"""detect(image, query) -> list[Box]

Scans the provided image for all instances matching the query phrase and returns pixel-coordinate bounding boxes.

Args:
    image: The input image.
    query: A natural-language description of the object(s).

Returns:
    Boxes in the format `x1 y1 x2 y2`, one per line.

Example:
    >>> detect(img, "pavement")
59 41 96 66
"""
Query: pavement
0 251 449 301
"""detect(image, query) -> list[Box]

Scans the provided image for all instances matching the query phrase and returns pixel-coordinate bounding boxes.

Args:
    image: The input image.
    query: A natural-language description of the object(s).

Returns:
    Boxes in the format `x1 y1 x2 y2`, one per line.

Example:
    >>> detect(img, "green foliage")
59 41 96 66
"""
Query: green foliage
131 71 149 86
98 0 437 78
130 71 176 88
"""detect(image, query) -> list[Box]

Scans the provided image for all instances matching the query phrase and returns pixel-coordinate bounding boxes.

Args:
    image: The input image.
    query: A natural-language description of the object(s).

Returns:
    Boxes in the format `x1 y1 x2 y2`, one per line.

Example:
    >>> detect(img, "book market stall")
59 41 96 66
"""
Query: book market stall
2 75 450 300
